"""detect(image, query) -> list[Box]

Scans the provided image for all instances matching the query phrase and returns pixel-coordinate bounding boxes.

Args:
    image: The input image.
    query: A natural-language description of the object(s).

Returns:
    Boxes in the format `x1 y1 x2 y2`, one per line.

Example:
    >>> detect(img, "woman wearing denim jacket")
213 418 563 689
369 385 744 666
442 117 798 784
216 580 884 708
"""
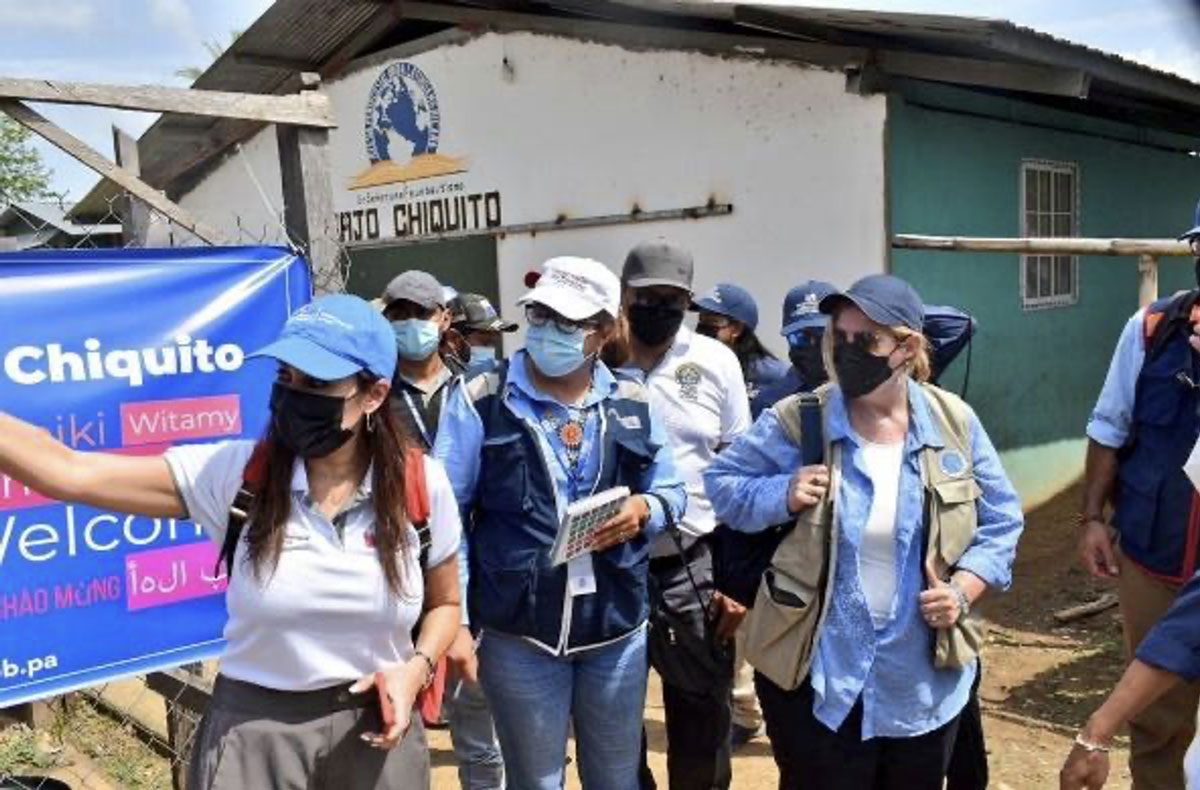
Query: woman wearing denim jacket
435 256 686 790
704 275 1023 790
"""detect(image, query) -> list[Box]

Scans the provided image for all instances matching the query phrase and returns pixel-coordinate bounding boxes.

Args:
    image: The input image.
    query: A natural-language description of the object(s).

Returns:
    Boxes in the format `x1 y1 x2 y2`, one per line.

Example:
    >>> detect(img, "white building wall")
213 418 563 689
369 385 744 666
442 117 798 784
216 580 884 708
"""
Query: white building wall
177 30 887 347
172 125 286 247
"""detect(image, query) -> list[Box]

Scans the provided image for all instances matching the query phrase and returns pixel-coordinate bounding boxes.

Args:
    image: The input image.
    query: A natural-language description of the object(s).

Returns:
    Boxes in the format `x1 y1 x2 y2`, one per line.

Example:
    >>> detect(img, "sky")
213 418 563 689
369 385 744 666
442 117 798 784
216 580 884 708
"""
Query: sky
1 0 1199 201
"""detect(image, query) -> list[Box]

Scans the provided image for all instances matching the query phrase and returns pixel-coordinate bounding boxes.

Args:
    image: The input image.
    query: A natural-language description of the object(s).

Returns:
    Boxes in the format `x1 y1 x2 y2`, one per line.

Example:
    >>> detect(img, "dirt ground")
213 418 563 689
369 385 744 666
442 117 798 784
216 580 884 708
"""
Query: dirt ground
423 480 1134 789
0 481 1139 789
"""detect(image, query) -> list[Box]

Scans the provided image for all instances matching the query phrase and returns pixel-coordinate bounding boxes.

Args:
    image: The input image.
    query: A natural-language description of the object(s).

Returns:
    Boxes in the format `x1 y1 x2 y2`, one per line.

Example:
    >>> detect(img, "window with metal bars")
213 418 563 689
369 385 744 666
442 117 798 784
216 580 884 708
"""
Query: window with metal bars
1021 160 1079 309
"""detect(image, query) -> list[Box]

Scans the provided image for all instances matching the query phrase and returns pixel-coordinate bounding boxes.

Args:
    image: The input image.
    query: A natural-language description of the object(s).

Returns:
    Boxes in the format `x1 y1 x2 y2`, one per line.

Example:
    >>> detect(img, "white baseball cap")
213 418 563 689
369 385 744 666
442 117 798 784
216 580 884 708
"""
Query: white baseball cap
518 257 620 321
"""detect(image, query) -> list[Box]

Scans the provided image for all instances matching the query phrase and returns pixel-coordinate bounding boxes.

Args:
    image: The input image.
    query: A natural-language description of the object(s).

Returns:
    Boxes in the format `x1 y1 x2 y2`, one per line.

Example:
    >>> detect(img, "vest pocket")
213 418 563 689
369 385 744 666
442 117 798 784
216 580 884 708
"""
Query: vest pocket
479 433 528 513
471 548 539 636
743 566 819 691
1114 463 1163 555
931 479 981 568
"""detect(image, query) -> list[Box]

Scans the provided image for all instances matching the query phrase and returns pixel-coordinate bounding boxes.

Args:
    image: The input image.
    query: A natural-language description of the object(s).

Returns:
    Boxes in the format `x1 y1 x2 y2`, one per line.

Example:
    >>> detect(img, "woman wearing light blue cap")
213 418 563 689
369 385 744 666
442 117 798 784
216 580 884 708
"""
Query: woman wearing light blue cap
0 294 463 790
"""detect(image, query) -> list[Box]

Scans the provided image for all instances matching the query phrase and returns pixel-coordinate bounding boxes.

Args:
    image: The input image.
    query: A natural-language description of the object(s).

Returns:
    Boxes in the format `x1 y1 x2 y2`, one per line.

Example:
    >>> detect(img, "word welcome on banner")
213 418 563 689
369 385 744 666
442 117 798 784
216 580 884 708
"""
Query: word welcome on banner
0 246 311 708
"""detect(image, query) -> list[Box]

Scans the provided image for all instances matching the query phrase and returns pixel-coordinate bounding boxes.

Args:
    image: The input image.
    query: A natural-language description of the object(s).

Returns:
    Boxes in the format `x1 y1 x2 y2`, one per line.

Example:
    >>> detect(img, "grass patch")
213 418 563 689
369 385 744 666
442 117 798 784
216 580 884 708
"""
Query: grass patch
0 723 61 777
61 698 171 790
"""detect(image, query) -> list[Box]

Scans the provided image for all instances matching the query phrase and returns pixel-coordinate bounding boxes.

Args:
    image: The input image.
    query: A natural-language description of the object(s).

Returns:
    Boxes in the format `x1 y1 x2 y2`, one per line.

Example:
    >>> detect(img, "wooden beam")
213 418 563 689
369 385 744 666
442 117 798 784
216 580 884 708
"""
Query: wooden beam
0 100 228 244
396 2 865 69
0 77 336 128
112 125 150 246
278 123 338 292
233 52 322 72
893 233 1192 257
874 51 1090 99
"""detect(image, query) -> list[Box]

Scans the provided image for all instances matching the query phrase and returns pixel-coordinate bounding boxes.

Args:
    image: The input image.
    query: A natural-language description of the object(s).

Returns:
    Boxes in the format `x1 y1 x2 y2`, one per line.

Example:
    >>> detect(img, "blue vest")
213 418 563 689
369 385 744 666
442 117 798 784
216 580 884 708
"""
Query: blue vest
1113 294 1200 581
468 362 658 651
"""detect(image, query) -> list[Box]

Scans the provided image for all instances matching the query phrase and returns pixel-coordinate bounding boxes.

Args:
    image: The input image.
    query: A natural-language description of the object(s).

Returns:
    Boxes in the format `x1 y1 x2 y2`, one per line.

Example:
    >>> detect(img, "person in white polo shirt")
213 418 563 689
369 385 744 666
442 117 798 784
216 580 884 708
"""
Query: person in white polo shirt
0 295 463 790
614 240 751 790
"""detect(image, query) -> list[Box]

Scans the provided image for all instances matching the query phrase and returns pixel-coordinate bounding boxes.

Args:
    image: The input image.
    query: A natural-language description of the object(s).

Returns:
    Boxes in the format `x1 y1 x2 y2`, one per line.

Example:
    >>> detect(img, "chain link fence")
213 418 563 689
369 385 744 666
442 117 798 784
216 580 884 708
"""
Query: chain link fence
0 185 351 790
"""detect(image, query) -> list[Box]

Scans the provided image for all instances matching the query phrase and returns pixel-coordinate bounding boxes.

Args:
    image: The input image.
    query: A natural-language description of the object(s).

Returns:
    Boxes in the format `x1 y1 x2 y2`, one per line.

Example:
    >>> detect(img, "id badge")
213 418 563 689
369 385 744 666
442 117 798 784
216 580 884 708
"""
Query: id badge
567 554 597 596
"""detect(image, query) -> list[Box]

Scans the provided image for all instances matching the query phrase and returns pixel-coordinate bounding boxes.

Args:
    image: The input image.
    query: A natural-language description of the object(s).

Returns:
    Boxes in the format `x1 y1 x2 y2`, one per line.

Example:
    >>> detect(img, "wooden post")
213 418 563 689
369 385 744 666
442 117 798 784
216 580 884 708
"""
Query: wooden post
0 99 228 244
112 125 150 246
1139 254 1159 307
277 75 339 293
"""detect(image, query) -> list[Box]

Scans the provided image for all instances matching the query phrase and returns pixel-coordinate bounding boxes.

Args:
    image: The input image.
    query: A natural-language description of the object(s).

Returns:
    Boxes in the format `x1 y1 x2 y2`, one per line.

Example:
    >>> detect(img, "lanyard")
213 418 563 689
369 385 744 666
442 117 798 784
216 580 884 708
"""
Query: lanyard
401 384 449 449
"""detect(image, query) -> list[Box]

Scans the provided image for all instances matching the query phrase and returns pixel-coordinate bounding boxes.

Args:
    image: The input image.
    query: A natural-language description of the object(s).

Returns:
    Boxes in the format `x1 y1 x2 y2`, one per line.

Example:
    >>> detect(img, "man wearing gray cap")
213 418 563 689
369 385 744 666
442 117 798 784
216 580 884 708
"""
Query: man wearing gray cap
382 270 506 790
382 270 458 452
619 239 751 790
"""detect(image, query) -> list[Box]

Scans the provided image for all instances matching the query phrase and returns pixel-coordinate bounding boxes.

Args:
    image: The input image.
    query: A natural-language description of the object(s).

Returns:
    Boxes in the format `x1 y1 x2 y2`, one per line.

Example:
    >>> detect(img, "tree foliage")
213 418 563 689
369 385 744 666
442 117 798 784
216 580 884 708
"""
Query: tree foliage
0 117 53 203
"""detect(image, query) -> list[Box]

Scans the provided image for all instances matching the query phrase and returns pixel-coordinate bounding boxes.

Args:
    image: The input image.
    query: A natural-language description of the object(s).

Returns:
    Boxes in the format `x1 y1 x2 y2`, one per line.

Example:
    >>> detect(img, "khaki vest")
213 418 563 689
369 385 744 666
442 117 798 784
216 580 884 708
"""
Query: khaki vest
743 383 984 691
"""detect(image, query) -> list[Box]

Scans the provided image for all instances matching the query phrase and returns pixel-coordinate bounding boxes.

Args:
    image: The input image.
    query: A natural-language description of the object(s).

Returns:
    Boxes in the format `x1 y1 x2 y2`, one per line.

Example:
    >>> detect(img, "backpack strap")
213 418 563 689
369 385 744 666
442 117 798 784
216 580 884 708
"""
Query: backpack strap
1144 290 1200 362
773 383 832 451
405 447 433 569
218 440 272 578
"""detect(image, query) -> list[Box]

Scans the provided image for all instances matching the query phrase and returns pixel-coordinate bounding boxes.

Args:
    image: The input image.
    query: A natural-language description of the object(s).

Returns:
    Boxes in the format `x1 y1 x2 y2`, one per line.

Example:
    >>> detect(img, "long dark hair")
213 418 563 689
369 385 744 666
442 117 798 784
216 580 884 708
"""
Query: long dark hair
245 374 414 595
731 329 777 381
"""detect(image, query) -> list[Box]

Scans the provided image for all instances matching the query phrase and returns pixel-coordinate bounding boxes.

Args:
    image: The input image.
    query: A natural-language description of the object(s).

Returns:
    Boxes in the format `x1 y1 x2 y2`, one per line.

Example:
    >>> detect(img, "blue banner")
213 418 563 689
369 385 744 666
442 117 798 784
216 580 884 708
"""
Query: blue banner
0 246 311 707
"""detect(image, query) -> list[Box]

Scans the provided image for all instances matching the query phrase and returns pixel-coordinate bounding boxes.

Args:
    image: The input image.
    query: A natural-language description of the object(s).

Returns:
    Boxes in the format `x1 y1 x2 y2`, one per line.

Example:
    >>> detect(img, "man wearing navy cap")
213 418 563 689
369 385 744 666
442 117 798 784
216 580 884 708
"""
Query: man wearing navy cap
693 284 789 421
1079 199 1200 789
752 280 841 415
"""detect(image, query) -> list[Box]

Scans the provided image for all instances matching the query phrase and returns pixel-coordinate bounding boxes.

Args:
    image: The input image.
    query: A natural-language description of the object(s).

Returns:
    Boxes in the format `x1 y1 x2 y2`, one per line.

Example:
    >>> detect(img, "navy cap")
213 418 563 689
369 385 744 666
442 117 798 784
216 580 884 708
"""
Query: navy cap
692 284 759 331
820 274 924 332
1179 198 1200 241
781 280 838 335
250 294 397 382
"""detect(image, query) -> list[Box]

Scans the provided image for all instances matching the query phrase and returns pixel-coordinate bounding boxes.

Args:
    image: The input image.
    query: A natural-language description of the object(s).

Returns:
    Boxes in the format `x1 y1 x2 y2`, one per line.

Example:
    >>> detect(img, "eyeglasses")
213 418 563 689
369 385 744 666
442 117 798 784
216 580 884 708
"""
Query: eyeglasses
832 328 896 355
524 303 600 333
786 328 823 348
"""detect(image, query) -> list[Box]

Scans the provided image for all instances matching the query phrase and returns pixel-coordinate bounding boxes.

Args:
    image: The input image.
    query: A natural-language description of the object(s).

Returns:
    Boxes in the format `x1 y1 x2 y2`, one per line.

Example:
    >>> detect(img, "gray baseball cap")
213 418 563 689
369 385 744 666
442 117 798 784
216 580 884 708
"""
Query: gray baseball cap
621 240 694 291
383 270 444 309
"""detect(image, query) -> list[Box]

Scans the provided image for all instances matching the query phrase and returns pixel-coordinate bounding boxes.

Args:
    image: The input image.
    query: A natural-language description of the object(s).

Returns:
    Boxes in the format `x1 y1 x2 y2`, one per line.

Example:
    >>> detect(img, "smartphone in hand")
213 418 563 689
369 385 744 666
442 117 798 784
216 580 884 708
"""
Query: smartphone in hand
374 671 396 732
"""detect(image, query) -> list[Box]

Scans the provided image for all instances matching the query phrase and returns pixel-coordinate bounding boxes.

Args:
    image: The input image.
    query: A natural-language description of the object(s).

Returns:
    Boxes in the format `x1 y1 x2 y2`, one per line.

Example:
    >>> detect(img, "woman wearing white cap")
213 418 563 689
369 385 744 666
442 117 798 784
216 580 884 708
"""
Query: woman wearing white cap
0 294 463 789
436 257 687 790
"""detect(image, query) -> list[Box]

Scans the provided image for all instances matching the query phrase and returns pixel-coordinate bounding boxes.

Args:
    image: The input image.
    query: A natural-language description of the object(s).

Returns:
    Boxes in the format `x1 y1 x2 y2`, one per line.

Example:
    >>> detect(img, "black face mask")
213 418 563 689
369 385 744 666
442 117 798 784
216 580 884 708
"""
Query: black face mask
832 335 897 399
695 322 721 339
789 343 828 387
628 304 685 346
269 382 356 459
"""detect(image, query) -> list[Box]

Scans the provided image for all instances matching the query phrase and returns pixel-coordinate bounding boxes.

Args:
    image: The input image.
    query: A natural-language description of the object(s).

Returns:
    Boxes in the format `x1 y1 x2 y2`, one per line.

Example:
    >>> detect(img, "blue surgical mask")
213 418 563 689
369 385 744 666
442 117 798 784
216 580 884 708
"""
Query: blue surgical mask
392 319 441 361
470 345 497 364
525 323 591 377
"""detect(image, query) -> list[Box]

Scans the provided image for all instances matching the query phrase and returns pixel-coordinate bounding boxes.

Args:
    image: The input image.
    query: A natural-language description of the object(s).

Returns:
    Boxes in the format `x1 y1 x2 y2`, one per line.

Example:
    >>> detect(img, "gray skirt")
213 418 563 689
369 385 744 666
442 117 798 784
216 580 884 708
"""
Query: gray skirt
187 675 430 790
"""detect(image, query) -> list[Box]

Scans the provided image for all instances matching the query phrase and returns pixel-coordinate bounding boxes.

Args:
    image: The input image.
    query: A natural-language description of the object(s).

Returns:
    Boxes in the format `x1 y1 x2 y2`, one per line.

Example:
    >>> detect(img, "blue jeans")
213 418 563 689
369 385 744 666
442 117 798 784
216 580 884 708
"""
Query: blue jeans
445 674 506 790
478 628 648 790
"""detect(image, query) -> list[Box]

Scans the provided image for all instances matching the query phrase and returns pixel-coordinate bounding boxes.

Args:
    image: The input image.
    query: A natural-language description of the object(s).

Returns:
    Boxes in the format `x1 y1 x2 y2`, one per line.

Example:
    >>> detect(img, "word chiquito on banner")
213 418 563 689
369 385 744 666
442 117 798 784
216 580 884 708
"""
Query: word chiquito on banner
0 246 311 708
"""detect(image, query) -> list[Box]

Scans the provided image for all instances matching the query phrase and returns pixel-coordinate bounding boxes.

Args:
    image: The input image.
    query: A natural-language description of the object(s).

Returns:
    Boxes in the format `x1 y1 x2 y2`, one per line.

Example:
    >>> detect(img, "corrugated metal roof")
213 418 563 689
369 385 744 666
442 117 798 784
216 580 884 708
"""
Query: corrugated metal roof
69 0 1200 216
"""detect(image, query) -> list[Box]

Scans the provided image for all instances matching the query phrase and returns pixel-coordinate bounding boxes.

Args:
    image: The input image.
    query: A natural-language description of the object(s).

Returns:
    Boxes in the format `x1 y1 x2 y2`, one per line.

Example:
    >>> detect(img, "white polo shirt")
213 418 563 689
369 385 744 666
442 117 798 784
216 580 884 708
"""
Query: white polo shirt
165 440 461 692
622 326 751 556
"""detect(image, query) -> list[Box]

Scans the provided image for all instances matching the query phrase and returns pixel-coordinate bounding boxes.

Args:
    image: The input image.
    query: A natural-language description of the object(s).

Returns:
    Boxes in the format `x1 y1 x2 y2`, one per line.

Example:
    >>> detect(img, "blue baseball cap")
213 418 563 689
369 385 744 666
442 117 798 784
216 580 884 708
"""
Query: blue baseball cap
250 294 397 382
820 274 924 332
691 283 759 331
1179 198 1200 241
781 280 838 335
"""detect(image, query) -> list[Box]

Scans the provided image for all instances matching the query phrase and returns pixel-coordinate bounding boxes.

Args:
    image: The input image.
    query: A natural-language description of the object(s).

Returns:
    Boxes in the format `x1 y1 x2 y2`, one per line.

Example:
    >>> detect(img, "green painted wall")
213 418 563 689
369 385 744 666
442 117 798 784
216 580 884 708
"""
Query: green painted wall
888 83 1200 453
